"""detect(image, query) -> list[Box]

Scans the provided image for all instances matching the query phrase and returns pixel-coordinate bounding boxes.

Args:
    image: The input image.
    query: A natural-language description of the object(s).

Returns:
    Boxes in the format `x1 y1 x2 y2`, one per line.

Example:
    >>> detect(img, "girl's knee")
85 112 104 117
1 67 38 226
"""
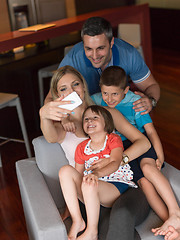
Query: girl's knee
81 180 98 194
59 165 73 178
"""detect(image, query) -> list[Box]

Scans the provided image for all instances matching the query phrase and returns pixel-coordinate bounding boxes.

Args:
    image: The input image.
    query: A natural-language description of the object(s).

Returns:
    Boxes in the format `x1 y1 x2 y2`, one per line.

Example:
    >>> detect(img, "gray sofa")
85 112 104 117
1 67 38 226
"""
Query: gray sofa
16 136 180 240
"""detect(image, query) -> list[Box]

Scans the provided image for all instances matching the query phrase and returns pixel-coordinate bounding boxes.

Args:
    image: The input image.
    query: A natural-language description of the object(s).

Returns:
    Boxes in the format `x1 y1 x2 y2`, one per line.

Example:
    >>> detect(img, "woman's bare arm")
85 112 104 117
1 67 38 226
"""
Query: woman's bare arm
107 108 151 162
39 99 72 143
44 90 53 104
92 147 123 178
40 117 65 143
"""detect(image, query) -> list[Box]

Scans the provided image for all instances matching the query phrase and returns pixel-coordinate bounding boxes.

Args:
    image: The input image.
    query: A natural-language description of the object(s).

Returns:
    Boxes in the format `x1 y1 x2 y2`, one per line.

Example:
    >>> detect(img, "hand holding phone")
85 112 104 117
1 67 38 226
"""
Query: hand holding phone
58 92 82 111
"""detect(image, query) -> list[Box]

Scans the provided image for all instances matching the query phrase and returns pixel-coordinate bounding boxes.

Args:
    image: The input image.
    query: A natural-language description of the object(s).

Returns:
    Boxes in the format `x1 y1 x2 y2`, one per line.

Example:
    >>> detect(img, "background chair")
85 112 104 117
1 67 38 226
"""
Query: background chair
38 45 74 106
0 92 32 167
118 23 144 59
16 136 180 240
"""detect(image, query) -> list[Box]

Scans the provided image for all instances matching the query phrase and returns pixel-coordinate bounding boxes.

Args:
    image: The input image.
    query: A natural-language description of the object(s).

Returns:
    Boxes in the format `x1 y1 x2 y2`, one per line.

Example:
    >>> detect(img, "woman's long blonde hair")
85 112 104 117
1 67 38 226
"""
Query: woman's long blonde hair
50 65 94 106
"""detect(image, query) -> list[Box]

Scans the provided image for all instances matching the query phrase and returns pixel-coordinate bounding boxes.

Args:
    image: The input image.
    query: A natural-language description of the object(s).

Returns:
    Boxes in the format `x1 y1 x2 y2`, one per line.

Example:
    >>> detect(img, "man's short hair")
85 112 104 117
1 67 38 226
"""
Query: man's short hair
100 66 127 90
81 17 113 43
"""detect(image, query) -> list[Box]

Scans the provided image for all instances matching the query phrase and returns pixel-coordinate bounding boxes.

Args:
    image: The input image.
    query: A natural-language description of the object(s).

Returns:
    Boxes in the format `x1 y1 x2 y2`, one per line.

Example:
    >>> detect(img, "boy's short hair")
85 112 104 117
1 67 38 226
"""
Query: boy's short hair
82 105 114 134
81 17 113 43
100 66 127 90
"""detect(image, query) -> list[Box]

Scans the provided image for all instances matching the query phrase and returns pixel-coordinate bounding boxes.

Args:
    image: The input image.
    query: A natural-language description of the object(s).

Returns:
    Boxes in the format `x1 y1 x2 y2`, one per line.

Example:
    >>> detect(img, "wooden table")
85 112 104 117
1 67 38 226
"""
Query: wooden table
0 4 152 69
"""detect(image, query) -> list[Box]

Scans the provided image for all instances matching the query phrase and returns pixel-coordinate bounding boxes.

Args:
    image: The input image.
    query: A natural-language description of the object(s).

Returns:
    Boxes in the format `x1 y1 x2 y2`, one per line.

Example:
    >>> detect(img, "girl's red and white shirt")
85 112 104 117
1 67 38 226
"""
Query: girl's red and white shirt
75 133 137 188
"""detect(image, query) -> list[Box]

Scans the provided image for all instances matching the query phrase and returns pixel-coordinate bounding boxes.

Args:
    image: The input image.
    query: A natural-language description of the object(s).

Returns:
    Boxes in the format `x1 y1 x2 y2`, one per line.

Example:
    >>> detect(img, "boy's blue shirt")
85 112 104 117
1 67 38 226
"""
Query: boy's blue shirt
91 90 152 141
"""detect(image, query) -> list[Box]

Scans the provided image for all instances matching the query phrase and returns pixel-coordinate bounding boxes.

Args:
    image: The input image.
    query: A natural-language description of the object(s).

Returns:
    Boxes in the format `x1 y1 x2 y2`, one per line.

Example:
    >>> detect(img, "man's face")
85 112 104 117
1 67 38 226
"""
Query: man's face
83 34 114 70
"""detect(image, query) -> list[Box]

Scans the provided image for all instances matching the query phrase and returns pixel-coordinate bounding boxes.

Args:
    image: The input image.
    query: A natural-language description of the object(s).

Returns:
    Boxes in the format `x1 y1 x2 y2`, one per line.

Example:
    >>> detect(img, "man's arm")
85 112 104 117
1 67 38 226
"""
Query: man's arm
133 73 160 114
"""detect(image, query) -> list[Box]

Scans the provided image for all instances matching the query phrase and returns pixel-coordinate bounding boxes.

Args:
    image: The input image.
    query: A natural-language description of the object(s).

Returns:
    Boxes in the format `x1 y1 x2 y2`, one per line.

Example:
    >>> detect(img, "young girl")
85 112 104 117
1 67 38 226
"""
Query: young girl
59 105 137 240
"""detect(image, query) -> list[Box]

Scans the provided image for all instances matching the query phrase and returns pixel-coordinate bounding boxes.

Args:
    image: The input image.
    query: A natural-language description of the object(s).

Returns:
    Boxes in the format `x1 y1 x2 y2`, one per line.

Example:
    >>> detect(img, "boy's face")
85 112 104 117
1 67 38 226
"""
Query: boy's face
101 85 129 108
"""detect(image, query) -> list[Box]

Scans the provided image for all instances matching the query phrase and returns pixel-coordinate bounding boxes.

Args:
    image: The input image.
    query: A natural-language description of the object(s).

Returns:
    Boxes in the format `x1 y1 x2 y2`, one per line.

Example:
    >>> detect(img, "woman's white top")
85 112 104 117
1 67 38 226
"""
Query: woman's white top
61 131 87 167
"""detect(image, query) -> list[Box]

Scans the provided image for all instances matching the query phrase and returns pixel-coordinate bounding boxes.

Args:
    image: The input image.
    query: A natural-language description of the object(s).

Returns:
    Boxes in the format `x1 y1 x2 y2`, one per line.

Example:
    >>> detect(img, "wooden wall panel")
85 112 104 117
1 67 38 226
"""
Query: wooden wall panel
74 0 135 15
65 0 76 17
0 0 11 34
150 8 180 51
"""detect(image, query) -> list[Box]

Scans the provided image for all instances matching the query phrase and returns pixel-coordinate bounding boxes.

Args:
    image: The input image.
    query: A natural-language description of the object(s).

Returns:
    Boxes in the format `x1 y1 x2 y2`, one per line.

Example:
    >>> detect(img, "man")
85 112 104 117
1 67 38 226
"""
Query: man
45 17 160 114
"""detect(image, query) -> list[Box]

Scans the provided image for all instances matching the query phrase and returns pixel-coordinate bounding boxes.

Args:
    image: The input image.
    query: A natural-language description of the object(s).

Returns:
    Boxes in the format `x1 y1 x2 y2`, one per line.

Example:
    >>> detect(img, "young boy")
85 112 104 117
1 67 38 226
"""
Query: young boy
91 66 164 170
91 66 180 232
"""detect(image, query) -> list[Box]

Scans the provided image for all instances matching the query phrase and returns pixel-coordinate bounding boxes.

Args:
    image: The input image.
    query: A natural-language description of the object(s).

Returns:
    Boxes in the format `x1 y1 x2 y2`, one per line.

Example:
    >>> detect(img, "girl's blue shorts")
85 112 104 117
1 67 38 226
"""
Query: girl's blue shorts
109 181 129 194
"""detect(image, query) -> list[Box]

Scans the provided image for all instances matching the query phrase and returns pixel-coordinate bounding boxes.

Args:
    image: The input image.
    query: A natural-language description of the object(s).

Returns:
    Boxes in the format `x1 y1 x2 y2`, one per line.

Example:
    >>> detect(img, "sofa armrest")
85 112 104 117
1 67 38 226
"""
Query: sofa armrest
32 136 68 209
16 159 68 240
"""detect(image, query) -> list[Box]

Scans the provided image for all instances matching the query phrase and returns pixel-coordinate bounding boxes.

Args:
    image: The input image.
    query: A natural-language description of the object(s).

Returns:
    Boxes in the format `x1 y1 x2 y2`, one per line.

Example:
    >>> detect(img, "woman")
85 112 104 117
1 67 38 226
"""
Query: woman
39 65 150 240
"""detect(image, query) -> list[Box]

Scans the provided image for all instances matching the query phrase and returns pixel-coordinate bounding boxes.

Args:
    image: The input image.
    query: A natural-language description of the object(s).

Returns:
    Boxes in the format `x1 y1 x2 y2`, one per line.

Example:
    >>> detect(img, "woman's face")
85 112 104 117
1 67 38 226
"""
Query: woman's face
57 73 85 100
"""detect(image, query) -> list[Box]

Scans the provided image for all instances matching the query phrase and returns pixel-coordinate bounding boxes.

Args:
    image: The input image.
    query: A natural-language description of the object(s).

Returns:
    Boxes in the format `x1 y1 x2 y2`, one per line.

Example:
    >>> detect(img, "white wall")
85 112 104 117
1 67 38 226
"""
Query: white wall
137 0 180 9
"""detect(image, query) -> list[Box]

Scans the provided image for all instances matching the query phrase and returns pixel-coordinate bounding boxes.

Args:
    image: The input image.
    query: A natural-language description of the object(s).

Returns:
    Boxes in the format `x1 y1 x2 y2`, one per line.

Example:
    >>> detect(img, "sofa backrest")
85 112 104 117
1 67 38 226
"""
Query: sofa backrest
32 136 69 210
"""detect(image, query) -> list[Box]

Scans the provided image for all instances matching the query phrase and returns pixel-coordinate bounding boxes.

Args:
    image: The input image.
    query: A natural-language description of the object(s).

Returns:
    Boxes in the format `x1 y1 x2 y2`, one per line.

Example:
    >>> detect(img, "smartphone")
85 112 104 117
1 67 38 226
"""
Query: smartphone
58 92 82 111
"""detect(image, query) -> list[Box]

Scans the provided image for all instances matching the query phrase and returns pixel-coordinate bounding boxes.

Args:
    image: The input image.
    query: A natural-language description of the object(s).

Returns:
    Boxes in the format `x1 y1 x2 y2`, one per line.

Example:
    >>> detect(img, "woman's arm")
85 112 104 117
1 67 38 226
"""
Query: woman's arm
144 122 164 169
107 108 151 162
44 90 53 104
39 99 72 143
92 147 123 178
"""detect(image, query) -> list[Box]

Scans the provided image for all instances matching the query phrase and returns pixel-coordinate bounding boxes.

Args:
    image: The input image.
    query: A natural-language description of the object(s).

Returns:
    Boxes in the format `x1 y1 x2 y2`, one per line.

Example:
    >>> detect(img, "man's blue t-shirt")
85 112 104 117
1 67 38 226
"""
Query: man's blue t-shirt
59 38 150 95
91 90 152 141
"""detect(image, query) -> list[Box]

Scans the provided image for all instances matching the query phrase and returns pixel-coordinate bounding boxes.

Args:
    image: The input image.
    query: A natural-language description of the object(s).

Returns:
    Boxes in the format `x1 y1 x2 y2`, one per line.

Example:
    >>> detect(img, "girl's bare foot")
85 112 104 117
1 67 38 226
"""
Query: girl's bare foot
68 219 86 240
152 213 180 237
77 228 98 240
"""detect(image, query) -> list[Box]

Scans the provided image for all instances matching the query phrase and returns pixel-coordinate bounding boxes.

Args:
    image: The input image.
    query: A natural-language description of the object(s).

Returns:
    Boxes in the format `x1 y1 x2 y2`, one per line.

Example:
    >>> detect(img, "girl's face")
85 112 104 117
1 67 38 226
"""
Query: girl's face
57 73 85 100
83 108 105 136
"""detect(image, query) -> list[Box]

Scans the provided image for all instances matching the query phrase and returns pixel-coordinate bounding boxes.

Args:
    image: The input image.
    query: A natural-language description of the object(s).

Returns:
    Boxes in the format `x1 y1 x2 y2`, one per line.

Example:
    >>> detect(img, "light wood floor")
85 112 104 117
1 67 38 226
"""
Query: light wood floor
0 47 180 239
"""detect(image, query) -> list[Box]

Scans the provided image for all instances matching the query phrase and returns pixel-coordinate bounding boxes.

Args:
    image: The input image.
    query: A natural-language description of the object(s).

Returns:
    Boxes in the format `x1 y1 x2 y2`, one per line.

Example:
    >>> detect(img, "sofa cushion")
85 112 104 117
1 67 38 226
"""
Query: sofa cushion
136 162 180 239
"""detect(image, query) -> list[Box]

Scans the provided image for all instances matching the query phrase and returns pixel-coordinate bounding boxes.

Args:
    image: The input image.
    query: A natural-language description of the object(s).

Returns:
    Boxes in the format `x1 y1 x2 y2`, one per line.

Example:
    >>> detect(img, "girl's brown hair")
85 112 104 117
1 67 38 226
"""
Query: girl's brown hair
82 105 115 134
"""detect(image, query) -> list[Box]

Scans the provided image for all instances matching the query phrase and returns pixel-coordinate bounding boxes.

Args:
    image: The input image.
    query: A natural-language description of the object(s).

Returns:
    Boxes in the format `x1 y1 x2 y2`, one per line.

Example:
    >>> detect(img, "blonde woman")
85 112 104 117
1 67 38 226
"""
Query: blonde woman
39 65 150 240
